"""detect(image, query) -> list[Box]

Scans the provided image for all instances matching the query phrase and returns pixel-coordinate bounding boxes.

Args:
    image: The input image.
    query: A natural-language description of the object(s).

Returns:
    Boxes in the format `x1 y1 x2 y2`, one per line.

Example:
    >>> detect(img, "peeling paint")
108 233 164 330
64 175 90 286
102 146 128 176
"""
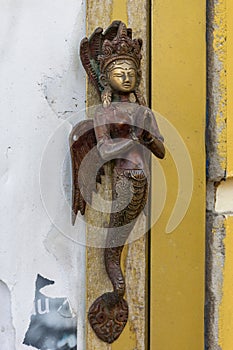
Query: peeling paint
0 281 16 350
24 275 77 350
206 215 226 350
44 225 86 350
218 216 233 349
215 178 233 213
206 1 233 349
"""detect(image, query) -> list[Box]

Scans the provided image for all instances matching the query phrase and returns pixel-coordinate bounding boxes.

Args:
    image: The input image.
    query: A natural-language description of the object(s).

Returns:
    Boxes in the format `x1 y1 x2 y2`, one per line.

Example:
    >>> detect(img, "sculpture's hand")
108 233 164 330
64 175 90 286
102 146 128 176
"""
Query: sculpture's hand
143 134 165 159
133 107 165 159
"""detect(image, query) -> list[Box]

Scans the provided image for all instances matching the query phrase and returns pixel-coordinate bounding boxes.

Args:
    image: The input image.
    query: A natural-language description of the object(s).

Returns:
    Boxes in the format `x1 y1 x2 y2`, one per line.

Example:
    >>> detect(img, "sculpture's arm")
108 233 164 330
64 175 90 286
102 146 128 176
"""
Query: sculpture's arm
143 134 165 159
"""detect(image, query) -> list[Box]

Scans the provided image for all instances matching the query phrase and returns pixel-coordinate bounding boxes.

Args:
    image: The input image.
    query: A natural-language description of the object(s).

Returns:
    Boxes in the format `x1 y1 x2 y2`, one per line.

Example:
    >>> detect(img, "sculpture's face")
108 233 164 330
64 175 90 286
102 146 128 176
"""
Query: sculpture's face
107 60 137 93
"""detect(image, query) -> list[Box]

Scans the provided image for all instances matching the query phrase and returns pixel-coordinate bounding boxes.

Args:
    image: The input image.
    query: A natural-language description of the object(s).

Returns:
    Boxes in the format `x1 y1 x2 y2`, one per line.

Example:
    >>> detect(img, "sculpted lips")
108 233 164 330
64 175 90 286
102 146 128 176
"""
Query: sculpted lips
122 82 132 88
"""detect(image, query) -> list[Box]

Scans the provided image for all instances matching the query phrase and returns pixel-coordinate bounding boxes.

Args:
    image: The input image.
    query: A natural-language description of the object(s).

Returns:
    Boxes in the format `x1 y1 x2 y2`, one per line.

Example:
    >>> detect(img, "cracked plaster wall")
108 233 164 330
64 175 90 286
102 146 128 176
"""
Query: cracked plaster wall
206 0 233 349
206 0 226 347
0 1 86 349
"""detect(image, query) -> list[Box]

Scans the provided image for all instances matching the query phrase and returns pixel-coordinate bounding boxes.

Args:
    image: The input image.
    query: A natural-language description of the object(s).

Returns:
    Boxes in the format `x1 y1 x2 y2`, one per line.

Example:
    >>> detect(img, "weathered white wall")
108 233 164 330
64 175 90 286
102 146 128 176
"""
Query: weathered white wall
0 1 86 349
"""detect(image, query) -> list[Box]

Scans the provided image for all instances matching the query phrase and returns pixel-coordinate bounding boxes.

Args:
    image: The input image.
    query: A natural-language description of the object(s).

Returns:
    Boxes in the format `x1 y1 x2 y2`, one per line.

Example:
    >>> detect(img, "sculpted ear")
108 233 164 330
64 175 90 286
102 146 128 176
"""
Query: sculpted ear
99 74 109 89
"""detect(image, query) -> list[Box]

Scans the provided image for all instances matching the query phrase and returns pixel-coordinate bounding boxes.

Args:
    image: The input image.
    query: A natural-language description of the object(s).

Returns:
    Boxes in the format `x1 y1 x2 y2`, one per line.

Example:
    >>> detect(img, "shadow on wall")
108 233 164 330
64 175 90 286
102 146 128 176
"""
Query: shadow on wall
24 274 77 350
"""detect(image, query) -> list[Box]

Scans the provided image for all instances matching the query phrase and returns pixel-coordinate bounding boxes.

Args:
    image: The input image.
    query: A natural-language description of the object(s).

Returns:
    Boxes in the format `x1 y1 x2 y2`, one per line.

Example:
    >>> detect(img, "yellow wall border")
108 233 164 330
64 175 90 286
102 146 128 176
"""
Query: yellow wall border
150 1 206 349
227 0 233 176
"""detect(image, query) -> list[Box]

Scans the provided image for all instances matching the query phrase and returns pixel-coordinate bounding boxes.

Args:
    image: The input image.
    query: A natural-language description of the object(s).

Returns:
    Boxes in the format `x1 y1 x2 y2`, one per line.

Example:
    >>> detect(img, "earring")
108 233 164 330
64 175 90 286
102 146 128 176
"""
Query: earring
101 86 112 108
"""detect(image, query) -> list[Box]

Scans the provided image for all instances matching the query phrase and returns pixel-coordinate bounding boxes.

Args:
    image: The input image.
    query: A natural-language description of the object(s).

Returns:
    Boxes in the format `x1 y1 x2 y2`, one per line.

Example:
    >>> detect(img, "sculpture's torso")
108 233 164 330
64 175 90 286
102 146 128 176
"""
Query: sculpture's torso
94 102 151 173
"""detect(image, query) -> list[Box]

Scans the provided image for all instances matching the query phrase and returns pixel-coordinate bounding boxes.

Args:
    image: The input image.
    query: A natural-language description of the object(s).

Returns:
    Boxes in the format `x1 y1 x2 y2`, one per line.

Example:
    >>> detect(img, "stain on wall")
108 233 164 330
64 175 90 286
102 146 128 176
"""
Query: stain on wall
24 275 77 350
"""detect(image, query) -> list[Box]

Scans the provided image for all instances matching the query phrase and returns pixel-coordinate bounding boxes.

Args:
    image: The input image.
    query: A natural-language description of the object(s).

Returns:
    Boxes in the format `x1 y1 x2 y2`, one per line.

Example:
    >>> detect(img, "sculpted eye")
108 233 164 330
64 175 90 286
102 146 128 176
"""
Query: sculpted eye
116 311 127 323
96 312 107 324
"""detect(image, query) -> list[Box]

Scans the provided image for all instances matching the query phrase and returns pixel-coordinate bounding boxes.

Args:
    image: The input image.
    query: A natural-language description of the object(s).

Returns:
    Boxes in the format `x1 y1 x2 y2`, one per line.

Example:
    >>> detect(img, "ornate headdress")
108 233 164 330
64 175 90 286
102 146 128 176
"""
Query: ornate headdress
98 22 142 72
80 21 145 105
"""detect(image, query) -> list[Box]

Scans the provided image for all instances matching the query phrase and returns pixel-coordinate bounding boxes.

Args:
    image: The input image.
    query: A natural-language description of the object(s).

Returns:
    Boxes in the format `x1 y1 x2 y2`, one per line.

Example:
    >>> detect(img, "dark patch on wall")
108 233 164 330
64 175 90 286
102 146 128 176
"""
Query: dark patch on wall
24 274 77 350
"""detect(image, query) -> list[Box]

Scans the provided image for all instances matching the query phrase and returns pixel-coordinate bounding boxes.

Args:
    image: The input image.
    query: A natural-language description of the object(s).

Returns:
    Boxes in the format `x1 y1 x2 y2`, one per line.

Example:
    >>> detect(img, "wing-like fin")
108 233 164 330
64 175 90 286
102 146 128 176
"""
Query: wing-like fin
80 38 102 96
70 119 104 225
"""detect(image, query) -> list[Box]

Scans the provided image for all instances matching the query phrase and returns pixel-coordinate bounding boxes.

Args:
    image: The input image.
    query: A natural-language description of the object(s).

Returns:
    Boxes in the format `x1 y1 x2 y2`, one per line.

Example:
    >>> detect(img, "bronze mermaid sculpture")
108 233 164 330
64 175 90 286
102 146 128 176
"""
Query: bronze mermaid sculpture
70 21 165 344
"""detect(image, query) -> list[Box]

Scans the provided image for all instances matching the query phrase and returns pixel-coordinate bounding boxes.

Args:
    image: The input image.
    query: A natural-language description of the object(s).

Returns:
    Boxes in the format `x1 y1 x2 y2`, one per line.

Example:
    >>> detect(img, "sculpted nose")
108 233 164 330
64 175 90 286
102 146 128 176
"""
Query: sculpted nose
124 73 130 82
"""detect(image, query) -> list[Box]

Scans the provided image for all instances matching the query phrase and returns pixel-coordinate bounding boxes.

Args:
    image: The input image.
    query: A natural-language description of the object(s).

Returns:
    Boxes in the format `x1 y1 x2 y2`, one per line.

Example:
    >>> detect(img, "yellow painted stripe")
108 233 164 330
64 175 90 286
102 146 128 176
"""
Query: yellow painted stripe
111 0 128 24
151 1 206 349
227 0 233 176
213 0 227 172
219 216 233 349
